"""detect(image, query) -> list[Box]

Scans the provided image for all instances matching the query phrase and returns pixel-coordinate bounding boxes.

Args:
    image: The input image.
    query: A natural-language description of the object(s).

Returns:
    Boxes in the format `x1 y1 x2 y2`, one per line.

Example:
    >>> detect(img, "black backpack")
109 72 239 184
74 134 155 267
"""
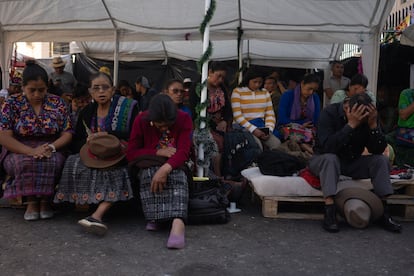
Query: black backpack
188 179 230 225
257 149 306 176
222 130 261 177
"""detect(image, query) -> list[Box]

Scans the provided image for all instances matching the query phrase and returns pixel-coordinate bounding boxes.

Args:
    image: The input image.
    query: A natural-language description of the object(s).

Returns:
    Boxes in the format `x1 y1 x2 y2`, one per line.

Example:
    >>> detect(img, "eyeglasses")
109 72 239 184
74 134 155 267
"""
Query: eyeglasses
90 85 112 92
169 88 185 94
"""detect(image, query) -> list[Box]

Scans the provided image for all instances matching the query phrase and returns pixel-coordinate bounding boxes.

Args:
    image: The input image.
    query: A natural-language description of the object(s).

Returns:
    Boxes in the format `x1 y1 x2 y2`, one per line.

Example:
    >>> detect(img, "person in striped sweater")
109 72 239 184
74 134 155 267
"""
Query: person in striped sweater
231 69 281 151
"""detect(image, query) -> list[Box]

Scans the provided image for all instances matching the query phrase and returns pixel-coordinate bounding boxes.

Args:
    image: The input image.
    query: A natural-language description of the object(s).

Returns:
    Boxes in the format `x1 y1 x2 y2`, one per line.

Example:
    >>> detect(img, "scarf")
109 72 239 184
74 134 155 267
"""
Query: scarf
290 84 315 122
90 94 137 135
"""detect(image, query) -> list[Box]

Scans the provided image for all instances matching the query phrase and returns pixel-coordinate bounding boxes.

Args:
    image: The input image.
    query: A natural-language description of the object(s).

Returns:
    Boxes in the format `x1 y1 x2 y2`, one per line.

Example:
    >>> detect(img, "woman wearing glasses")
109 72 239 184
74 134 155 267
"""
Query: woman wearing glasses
54 72 139 235
164 79 192 116
0 60 72 221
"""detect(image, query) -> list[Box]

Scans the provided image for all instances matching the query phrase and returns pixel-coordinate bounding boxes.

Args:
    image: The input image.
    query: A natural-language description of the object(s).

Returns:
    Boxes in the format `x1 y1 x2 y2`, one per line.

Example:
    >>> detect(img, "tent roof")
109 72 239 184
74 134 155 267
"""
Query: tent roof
401 24 414 47
0 0 392 42
0 0 395 89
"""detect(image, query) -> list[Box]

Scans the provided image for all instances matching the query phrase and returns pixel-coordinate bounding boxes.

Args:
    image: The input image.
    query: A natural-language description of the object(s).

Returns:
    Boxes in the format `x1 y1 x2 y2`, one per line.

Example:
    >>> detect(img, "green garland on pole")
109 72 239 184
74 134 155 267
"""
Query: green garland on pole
194 0 216 130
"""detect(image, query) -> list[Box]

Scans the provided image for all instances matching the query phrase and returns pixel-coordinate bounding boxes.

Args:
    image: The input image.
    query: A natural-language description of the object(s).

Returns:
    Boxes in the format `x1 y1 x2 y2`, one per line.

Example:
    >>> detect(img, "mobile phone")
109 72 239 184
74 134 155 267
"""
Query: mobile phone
259 127 269 135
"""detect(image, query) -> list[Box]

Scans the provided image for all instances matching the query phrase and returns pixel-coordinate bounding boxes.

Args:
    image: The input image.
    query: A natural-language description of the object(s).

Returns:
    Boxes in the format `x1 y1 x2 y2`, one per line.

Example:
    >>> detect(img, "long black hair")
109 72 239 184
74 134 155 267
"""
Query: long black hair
22 60 48 86
146 94 177 123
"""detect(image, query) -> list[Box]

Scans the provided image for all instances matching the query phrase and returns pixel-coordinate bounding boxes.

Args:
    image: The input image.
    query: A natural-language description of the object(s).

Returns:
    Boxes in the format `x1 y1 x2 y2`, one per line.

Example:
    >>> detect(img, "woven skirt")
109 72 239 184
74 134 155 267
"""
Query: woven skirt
2 143 66 199
54 154 133 205
139 166 188 221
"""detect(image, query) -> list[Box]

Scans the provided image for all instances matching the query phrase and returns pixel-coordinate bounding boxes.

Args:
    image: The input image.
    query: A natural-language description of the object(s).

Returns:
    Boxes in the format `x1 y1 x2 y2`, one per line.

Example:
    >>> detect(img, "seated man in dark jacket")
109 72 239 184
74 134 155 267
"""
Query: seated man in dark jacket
309 93 401 233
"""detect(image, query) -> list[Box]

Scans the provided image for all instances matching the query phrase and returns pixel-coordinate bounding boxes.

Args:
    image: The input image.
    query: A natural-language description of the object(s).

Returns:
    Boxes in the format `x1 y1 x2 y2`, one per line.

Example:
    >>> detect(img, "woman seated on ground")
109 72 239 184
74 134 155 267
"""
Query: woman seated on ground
0 60 72 221
277 73 321 154
54 72 139 235
127 94 192 249
330 73 376 105
231 69 281 151
164 78 192 116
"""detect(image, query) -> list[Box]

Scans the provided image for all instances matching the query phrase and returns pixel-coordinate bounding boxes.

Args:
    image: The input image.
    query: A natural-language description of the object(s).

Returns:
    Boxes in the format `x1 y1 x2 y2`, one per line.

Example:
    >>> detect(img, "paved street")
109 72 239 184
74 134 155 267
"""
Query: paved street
0 198 413 276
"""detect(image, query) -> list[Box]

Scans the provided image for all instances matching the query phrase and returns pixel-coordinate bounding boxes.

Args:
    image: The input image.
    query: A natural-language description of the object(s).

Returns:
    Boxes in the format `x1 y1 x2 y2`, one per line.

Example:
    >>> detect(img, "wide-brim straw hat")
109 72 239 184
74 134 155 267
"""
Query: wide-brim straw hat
335 187 384 229
80 134 126 169
52 56 66 68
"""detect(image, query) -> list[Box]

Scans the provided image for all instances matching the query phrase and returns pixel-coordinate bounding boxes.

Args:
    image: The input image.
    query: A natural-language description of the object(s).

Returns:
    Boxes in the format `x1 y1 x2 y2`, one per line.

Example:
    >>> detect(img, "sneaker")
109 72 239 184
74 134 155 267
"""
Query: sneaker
78 216 108 235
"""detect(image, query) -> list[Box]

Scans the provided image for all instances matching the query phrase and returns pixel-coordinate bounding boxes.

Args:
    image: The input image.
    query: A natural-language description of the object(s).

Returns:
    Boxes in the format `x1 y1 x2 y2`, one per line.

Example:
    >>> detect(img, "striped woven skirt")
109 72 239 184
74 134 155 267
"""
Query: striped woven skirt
2 141 66 199
54 154 133 205
139 166 188 221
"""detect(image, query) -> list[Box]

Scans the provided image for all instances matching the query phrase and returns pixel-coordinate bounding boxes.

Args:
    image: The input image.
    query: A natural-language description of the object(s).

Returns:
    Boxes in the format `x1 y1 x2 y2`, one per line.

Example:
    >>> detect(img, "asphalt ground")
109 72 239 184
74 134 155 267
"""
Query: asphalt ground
0 195 413 276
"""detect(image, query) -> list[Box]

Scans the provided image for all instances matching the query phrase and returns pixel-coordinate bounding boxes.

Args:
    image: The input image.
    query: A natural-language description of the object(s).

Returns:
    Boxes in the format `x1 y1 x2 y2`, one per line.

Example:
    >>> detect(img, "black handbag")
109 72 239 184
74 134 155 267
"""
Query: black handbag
188 179 230 225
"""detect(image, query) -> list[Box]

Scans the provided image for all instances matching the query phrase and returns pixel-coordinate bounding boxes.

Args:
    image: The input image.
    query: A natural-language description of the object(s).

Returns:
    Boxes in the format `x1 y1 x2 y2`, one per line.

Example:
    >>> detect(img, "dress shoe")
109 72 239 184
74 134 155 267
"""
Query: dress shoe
24 211 40 221
78 216 108 236
40 210 54 219
145 221 159 231
379 214 402 233
167 233 185 249
323 204 339 233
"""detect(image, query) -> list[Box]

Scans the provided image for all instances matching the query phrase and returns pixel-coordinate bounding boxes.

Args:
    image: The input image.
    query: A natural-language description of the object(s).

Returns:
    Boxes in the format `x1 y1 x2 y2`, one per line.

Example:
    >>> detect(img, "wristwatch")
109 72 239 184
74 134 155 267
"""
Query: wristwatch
48 144 56 153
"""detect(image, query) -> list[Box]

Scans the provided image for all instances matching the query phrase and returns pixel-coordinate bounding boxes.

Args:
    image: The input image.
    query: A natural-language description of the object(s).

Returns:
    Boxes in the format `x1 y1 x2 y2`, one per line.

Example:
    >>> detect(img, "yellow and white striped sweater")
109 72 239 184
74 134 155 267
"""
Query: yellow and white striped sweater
231 87 275 133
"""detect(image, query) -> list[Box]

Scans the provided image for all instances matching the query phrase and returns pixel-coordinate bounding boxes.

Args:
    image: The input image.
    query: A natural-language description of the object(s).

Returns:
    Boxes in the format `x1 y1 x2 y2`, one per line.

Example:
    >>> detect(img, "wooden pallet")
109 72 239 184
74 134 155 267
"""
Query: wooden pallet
261 196 325 220
386 194 414 221
259 194 414 221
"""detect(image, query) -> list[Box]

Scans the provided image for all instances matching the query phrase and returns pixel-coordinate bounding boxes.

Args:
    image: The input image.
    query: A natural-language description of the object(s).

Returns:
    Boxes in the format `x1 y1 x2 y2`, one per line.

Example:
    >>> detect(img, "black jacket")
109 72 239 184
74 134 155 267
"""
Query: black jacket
313 102 387 161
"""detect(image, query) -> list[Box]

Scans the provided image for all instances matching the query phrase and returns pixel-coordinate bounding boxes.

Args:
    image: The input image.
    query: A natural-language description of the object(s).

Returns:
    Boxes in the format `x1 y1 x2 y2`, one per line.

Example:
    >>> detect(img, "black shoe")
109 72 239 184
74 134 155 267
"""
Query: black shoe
323 204 339 233
379 214 402 233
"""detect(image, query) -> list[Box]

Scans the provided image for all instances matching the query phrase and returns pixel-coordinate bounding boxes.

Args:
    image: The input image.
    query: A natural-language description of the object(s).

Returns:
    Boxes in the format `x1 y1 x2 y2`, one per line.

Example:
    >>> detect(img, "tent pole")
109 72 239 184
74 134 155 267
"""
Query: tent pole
113 30 119 86
237 0 243 84
197 0 211 178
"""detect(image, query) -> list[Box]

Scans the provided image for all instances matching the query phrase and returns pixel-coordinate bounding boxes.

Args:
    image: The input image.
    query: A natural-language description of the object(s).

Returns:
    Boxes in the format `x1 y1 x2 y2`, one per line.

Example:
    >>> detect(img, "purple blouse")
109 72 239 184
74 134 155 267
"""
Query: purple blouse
0 93 72 138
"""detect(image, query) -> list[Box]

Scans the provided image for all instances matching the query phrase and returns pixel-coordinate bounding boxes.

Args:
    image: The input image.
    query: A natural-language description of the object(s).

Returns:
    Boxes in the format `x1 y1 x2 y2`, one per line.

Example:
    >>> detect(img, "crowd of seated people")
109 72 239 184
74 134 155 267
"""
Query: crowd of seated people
0 58 409 248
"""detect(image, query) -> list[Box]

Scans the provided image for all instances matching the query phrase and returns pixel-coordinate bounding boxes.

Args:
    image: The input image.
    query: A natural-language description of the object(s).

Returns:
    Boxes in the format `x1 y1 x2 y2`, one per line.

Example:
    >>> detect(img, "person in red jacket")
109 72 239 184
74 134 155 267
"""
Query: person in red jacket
127 94 193 249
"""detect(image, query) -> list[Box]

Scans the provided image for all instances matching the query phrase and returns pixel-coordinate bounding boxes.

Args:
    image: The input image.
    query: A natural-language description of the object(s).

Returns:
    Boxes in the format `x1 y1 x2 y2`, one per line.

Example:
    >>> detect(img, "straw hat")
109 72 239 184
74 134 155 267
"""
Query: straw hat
99 66 111 76
80 134 126 169
335 188 384 229
52 57 66 68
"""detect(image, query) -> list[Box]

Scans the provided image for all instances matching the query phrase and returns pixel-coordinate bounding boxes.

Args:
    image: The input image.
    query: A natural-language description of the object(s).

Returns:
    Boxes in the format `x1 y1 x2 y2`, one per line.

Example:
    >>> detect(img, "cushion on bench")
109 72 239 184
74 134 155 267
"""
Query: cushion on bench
241 167 373 197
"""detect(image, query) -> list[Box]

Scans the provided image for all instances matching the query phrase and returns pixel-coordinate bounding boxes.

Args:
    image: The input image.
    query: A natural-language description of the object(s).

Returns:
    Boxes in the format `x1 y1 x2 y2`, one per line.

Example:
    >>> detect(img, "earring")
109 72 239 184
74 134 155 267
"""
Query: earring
111 97 113 102
150 121 154 127
91 99 95 103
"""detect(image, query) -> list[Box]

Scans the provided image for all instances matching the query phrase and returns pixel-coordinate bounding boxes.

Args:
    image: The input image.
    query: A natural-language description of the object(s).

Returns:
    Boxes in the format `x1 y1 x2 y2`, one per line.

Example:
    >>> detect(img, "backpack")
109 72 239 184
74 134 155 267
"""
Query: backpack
188 179 230 225
222 130 261 177
257 149 306 176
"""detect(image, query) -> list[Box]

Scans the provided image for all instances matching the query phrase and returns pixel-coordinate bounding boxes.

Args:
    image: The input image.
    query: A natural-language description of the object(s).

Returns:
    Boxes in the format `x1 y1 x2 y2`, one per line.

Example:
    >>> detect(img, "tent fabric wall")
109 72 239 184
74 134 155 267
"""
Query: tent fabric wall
0 0 395 92
401 24 414 46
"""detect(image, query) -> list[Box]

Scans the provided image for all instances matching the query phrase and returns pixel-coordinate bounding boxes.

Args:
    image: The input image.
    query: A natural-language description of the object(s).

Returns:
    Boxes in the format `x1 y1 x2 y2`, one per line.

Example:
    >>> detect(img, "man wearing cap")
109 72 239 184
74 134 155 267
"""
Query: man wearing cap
135 75 158 111
49 56 77 98
309 93 402 233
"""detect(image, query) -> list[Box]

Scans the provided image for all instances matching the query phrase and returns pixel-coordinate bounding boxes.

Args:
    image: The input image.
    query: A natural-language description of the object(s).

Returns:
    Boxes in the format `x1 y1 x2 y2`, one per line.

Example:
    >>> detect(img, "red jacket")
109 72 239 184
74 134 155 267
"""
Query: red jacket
127 110 193 169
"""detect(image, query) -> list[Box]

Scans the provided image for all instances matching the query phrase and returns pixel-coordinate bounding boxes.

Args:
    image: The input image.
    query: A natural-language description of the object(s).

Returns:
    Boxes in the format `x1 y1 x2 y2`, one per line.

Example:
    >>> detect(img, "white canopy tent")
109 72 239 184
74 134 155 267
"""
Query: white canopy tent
401 24 414 47
0 0 395 92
